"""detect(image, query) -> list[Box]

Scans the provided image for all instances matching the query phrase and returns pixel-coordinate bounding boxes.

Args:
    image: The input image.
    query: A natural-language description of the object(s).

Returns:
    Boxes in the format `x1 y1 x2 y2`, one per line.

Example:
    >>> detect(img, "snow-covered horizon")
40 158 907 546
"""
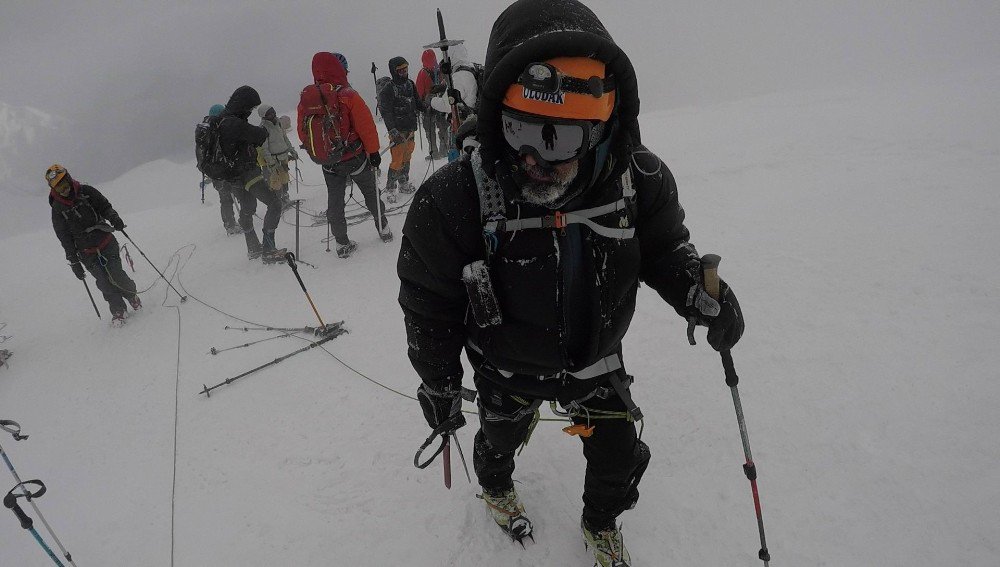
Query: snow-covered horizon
2 68 999 566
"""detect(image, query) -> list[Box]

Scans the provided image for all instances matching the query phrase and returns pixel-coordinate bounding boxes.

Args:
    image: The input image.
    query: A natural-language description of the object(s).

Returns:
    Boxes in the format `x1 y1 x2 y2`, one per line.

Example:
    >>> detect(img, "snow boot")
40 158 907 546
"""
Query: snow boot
128 295 142 311
110 311 127 328
479 487 534 545
582 518 631 567
379 225 393 243
336 240 358 258
261 231 286 264
225 223 242 236
245 230 263 260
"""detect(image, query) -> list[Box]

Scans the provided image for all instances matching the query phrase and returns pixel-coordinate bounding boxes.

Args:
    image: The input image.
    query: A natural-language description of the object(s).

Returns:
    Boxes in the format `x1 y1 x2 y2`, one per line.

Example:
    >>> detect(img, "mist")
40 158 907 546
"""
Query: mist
1 0 998 193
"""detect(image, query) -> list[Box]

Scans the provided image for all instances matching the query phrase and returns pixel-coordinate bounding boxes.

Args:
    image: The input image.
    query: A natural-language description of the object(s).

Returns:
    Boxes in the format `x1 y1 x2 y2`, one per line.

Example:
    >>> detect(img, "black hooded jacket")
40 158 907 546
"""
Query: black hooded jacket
49 180 122 261
397 0 701 397
377 57 425 133
218 85 268 174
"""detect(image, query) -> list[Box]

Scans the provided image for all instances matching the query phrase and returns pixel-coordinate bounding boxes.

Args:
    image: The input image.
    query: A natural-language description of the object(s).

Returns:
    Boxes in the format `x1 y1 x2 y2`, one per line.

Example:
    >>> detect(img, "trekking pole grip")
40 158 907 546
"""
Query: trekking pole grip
700 254 739 386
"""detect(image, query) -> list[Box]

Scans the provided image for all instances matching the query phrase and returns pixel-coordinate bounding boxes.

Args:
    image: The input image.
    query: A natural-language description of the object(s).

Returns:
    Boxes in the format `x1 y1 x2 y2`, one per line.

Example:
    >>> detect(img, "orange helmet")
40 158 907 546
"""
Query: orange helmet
503 57 616 121
45 164 69 189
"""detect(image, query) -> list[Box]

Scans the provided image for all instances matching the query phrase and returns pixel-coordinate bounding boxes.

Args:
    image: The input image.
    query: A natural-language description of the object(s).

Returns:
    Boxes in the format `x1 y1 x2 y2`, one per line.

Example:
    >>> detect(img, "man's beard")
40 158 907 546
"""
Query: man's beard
518 160 580 207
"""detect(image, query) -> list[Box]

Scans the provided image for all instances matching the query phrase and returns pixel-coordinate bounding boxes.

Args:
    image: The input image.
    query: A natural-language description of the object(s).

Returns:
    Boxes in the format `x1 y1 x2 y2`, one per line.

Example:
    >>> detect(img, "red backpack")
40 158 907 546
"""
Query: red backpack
297 83 347 166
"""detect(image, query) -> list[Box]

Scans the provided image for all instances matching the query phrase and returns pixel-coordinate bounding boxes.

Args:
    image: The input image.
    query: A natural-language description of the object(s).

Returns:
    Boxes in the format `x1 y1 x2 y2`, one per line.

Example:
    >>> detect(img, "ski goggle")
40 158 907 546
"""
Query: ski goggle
500 108 602 164
45 165 68 188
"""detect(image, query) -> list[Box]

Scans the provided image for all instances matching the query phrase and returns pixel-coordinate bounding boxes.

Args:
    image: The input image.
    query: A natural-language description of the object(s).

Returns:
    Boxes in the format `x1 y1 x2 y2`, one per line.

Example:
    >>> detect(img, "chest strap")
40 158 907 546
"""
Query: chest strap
471 149 637 241
467 340 622 381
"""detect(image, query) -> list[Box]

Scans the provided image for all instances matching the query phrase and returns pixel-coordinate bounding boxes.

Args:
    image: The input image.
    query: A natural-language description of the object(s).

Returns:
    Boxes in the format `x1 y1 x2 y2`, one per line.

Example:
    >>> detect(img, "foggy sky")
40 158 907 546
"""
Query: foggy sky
1 0 998 190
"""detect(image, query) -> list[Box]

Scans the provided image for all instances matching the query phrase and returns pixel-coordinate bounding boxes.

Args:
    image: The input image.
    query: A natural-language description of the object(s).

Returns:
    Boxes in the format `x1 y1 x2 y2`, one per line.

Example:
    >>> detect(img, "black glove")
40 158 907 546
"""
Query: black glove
439 60 451 75
388 129 404 144
110 217 126 231
417 383 466 433
685 279 744 352
430 84 447 96
447 88 463 106
70 262 86 280
368 152 382 169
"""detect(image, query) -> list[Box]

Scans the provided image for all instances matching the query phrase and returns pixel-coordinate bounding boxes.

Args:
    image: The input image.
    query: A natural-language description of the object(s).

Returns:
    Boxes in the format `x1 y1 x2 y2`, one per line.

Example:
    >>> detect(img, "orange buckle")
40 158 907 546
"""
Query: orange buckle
562 424 595 438
554 211 567 229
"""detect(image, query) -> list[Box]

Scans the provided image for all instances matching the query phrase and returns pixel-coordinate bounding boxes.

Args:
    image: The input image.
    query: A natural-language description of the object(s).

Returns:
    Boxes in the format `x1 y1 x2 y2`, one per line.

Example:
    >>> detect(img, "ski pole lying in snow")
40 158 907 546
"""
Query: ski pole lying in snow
699 254 771 566
209 332 295 355
200 331 345 397
119 230 187 303
223 324 337 336
81 279 101 319
1 420 78 567
4 481 66 567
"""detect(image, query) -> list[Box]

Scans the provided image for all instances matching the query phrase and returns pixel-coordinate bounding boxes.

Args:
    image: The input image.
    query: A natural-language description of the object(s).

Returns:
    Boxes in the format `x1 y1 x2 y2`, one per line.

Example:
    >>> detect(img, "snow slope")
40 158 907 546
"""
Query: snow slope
2 67 999 566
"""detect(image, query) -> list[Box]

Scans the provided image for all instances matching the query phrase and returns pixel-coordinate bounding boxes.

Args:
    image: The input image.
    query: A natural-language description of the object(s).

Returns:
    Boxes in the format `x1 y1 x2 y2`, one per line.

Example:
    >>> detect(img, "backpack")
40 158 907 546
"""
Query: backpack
297 83 346 166
195 115 241 181
453 62 485 114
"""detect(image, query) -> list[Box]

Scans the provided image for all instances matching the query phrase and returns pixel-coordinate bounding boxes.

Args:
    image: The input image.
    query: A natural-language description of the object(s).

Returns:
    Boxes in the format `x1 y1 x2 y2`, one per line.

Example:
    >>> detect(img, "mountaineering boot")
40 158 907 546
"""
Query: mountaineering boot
336 240 358 259
225 223 242 236
245 230 262 260
582 518 631 567
398 178 416 194
379 225 394 243
385 169 399 203
260 231 286 264
128 295 142 311
110 310 127 328
480 487 533 545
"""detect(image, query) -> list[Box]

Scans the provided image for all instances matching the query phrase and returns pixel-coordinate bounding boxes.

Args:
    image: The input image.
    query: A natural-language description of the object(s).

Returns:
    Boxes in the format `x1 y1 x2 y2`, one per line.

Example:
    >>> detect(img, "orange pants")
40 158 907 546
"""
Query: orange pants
389 134 416 171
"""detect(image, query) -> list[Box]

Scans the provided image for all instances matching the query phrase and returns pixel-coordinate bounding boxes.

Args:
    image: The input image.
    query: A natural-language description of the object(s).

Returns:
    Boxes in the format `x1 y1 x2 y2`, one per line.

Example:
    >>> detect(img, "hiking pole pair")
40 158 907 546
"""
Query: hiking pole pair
1 420 77 567
200 331 342 397
119 230 187 303
697 254 771 565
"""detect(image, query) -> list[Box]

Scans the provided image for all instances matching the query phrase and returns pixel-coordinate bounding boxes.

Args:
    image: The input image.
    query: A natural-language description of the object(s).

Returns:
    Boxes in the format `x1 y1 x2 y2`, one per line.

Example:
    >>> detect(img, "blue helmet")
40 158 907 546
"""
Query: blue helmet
333 52 348 72
209 104 225 117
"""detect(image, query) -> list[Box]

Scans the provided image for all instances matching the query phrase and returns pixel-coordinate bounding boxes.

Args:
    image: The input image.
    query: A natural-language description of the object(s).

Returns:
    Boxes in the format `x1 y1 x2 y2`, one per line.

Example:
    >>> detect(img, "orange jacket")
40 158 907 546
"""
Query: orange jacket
298 52 380 157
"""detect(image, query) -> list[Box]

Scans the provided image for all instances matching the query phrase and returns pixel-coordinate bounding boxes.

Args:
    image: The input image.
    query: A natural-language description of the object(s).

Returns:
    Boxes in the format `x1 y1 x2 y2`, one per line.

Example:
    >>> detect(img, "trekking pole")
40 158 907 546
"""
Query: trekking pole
200 332 341 397
209 332 294 355
200 174 206 204
294 161 301 195
283 252 331 335
370 62 380 116
81 279 101 319
119 230 187 303
4 481 66 567
1 421 78 567
295 200 301 259
699 254 771 566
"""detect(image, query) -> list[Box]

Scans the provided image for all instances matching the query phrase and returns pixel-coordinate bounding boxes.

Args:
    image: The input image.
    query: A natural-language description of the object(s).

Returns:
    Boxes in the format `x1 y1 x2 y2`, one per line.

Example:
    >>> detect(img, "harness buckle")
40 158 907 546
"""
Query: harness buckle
554 211 566 229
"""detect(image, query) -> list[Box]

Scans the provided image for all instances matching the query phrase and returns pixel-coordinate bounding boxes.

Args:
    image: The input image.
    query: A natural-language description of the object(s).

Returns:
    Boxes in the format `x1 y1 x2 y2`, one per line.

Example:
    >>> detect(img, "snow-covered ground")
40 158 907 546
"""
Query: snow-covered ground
2 67 999 566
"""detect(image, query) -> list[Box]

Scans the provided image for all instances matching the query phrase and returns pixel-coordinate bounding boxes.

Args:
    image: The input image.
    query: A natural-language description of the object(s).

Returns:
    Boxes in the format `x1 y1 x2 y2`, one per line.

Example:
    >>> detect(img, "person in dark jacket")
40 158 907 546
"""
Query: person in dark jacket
201 103 242 235
377 56 425 197
47 164 140 327
218 85 283 261
397 1 745 564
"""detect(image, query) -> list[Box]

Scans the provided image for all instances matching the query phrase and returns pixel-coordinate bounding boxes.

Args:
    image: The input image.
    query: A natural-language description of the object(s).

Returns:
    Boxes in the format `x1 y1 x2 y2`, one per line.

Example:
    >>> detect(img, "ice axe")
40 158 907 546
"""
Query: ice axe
370 62 379 116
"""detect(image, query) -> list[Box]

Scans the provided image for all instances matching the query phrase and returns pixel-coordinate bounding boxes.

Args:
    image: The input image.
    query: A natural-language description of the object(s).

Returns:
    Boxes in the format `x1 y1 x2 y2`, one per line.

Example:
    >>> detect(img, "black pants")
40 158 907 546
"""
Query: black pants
422 111 450 154
212 179 237 229
80 241 137 315
228 169 281 234
322 154 388 245
471 372 651 531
